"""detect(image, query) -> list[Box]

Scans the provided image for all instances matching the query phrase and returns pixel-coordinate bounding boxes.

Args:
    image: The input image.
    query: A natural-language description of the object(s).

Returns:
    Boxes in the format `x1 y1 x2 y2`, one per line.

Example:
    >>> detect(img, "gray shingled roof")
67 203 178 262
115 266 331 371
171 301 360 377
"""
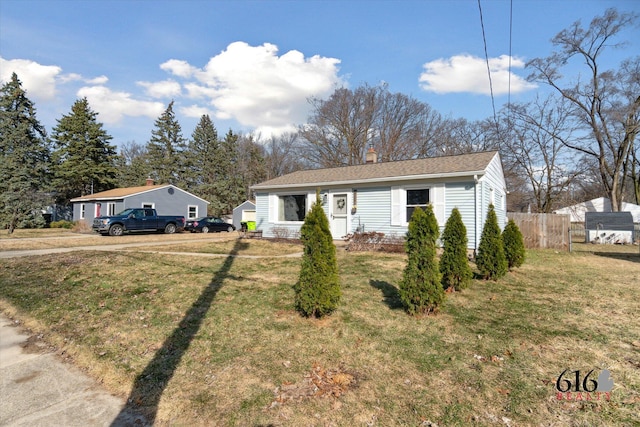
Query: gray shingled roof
253 151 499 189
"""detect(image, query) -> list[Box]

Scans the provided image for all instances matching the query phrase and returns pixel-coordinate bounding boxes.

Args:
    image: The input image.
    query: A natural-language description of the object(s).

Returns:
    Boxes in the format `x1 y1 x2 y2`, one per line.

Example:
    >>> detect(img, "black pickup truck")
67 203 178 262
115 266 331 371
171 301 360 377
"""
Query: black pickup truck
92 208 185 236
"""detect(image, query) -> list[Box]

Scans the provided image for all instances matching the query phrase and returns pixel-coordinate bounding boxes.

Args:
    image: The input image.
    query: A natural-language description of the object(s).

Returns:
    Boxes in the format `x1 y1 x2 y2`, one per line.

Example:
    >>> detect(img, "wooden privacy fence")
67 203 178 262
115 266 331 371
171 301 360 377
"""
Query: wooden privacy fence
507 213 570 250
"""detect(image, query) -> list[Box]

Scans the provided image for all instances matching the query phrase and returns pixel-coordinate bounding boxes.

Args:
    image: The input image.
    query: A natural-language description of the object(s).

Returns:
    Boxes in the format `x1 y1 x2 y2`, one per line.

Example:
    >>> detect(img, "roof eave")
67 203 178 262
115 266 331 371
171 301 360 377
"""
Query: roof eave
251 170 486 191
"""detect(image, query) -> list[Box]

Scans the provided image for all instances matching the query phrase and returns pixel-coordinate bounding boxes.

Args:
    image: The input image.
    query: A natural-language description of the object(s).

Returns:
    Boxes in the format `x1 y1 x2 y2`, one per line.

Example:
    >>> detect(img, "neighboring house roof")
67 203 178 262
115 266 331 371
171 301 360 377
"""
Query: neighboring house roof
252 151 499 190
70 184 210 204
554 197 640 222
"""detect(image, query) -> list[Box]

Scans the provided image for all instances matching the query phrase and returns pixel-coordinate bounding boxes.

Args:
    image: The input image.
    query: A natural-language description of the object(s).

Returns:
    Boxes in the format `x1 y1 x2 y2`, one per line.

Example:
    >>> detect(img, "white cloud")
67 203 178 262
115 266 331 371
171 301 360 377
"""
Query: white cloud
179 104 214 119
419 54 536 95
86 75 109 85
160 59 197 78
0 57 62 100
137 79 182 98
160 41 343 135
77 85 165 124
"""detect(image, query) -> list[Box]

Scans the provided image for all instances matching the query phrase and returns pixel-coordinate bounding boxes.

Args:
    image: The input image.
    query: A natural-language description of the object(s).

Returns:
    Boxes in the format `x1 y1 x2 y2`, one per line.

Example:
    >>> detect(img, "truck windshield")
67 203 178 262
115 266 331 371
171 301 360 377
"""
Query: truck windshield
116 209 136 216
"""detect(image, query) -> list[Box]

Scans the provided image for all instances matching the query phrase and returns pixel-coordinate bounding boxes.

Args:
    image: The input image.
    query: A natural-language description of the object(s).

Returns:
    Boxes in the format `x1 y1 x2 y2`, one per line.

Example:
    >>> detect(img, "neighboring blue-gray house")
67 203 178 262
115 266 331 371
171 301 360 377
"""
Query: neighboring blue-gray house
251 150 506 249
232 200 256 230
70 181 209 225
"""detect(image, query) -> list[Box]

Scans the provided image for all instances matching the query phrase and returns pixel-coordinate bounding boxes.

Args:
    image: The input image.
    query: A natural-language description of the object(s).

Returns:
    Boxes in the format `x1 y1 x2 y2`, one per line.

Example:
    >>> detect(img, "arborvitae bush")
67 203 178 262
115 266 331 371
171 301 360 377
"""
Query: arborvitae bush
502 219 526 270
294 195 341 317
475 204 508 280
440 207 472 291
398 205 445 315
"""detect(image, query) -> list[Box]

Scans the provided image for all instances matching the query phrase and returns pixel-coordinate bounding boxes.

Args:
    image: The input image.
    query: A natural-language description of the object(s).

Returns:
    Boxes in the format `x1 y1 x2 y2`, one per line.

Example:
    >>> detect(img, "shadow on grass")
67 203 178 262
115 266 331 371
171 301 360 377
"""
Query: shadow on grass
111 240 249 426
369 279 404 310
591 251 640 263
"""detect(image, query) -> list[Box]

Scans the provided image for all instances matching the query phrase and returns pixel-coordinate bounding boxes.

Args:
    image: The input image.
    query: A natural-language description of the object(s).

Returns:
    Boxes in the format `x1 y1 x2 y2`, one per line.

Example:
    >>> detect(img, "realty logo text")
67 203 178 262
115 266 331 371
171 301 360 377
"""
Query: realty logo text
555 368 613 401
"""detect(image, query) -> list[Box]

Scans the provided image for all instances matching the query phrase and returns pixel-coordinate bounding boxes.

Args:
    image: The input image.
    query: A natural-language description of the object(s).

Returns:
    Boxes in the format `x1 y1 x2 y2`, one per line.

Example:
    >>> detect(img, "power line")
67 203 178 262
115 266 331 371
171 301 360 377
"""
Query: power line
507 0 513 126
477 0 498 128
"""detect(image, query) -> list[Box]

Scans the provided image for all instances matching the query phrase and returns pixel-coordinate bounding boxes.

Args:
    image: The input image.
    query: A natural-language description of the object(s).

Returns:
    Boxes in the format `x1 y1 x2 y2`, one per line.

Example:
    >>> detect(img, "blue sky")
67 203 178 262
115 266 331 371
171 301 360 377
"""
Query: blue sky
1 0 638 149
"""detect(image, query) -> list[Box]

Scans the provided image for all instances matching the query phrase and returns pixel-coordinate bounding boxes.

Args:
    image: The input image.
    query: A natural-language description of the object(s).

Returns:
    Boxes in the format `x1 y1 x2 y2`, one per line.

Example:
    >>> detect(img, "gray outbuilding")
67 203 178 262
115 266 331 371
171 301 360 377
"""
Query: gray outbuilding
70 180 209 226
232 200 256 230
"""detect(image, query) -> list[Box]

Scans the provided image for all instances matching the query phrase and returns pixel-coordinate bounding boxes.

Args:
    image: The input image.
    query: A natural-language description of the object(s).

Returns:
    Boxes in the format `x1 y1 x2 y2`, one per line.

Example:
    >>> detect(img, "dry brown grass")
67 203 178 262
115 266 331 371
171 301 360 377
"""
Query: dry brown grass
0 230 237 252
0 238 638 426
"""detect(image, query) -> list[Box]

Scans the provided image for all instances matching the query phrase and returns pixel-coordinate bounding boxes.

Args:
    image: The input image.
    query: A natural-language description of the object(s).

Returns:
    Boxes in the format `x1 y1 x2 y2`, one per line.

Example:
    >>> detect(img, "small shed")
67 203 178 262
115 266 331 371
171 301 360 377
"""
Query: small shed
585 212 634 244
232 200 256 230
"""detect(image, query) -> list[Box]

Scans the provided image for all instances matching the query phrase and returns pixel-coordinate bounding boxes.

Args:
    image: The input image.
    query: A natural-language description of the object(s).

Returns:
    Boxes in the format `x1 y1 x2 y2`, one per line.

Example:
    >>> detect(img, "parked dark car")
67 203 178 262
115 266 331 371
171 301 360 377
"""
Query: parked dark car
185 217 235 233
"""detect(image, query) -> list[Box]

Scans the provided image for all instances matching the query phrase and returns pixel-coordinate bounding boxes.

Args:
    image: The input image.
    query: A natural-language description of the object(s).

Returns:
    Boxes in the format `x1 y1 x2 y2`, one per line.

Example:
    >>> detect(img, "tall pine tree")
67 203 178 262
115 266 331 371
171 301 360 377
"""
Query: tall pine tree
115 141 151 188
210 129 245 215
146 101 187 186
0 73 51 232
184 115 219 211
50 98 117 204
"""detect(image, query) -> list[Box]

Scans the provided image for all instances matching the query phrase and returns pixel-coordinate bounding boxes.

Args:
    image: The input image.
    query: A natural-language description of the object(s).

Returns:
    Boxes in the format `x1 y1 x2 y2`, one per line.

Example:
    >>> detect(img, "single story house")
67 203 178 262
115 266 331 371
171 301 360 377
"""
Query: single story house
554 197 640 223
70 179 209 225
251 150 507 249
232 200 256 230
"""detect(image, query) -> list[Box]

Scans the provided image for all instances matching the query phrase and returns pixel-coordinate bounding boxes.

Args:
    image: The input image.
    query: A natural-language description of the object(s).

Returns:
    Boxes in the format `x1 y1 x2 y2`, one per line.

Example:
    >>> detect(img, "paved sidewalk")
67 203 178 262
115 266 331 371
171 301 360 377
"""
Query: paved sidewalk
0 315 147 426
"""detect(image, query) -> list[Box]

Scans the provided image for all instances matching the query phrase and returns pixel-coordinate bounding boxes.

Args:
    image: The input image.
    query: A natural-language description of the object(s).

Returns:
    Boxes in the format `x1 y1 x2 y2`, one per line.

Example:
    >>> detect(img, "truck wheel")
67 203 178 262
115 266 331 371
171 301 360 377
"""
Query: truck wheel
227 226 234 233
164 223 176 234
201 226 209 233
109 224 124 236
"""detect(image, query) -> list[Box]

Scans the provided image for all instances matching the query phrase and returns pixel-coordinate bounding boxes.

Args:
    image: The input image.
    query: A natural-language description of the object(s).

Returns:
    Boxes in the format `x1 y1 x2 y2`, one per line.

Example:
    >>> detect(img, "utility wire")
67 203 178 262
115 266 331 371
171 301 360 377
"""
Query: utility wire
507 0 513 127
477 0 498 130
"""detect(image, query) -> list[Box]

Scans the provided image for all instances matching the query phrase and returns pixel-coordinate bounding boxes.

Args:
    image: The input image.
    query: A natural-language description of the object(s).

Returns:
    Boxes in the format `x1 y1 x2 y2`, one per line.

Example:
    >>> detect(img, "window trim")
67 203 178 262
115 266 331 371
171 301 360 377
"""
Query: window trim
405 188 430 223
391 185 432 226
142 202 155 209
277 193 308 223
107 202 117 216
80 204 86 219
187 205 198 219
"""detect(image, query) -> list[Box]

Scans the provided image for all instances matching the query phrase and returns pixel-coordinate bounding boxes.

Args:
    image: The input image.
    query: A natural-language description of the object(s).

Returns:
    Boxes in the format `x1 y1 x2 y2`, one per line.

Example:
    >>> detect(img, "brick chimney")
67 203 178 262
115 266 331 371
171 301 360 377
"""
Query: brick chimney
146 177 154 186
366 146 377 164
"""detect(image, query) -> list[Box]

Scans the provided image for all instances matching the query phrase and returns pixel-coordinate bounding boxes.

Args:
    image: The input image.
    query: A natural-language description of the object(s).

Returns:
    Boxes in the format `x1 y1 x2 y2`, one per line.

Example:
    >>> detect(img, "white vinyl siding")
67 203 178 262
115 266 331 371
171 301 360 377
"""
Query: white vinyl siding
445 182 476 249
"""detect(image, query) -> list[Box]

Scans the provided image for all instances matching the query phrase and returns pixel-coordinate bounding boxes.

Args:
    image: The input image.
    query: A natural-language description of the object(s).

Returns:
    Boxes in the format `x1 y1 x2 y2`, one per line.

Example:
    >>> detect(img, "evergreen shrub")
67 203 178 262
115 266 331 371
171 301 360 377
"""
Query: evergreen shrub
294 195 341 317
440 207 472 291
398 205 445 315
502 219 526 269
475 204 508 280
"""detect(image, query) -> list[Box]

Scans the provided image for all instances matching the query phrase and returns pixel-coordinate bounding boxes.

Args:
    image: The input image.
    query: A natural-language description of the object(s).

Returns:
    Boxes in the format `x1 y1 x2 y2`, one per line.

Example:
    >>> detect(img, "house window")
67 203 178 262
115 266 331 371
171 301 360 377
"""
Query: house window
406 189 429 221
80 204 86 219
142 203 154 209
107 202 116 216
278 195 307 221
188 205 198 219
95 203 101 217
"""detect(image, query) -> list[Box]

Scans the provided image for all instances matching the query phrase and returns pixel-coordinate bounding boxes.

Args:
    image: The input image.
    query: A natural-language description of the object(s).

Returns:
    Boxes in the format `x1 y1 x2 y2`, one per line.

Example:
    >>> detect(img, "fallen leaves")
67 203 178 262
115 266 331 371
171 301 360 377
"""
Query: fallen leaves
271 363 359 407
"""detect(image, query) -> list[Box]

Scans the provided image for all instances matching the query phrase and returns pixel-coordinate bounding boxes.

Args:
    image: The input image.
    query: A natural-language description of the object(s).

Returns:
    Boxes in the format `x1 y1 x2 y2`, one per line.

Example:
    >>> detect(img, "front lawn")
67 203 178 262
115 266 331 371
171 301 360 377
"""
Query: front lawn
0 240 638 426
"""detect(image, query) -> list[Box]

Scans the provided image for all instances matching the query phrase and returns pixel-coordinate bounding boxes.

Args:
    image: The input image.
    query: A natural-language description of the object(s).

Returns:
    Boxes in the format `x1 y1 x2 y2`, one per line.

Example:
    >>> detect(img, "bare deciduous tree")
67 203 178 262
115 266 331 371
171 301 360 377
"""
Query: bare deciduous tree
527 8 640 211
299 84 449 167
501 96 584 212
